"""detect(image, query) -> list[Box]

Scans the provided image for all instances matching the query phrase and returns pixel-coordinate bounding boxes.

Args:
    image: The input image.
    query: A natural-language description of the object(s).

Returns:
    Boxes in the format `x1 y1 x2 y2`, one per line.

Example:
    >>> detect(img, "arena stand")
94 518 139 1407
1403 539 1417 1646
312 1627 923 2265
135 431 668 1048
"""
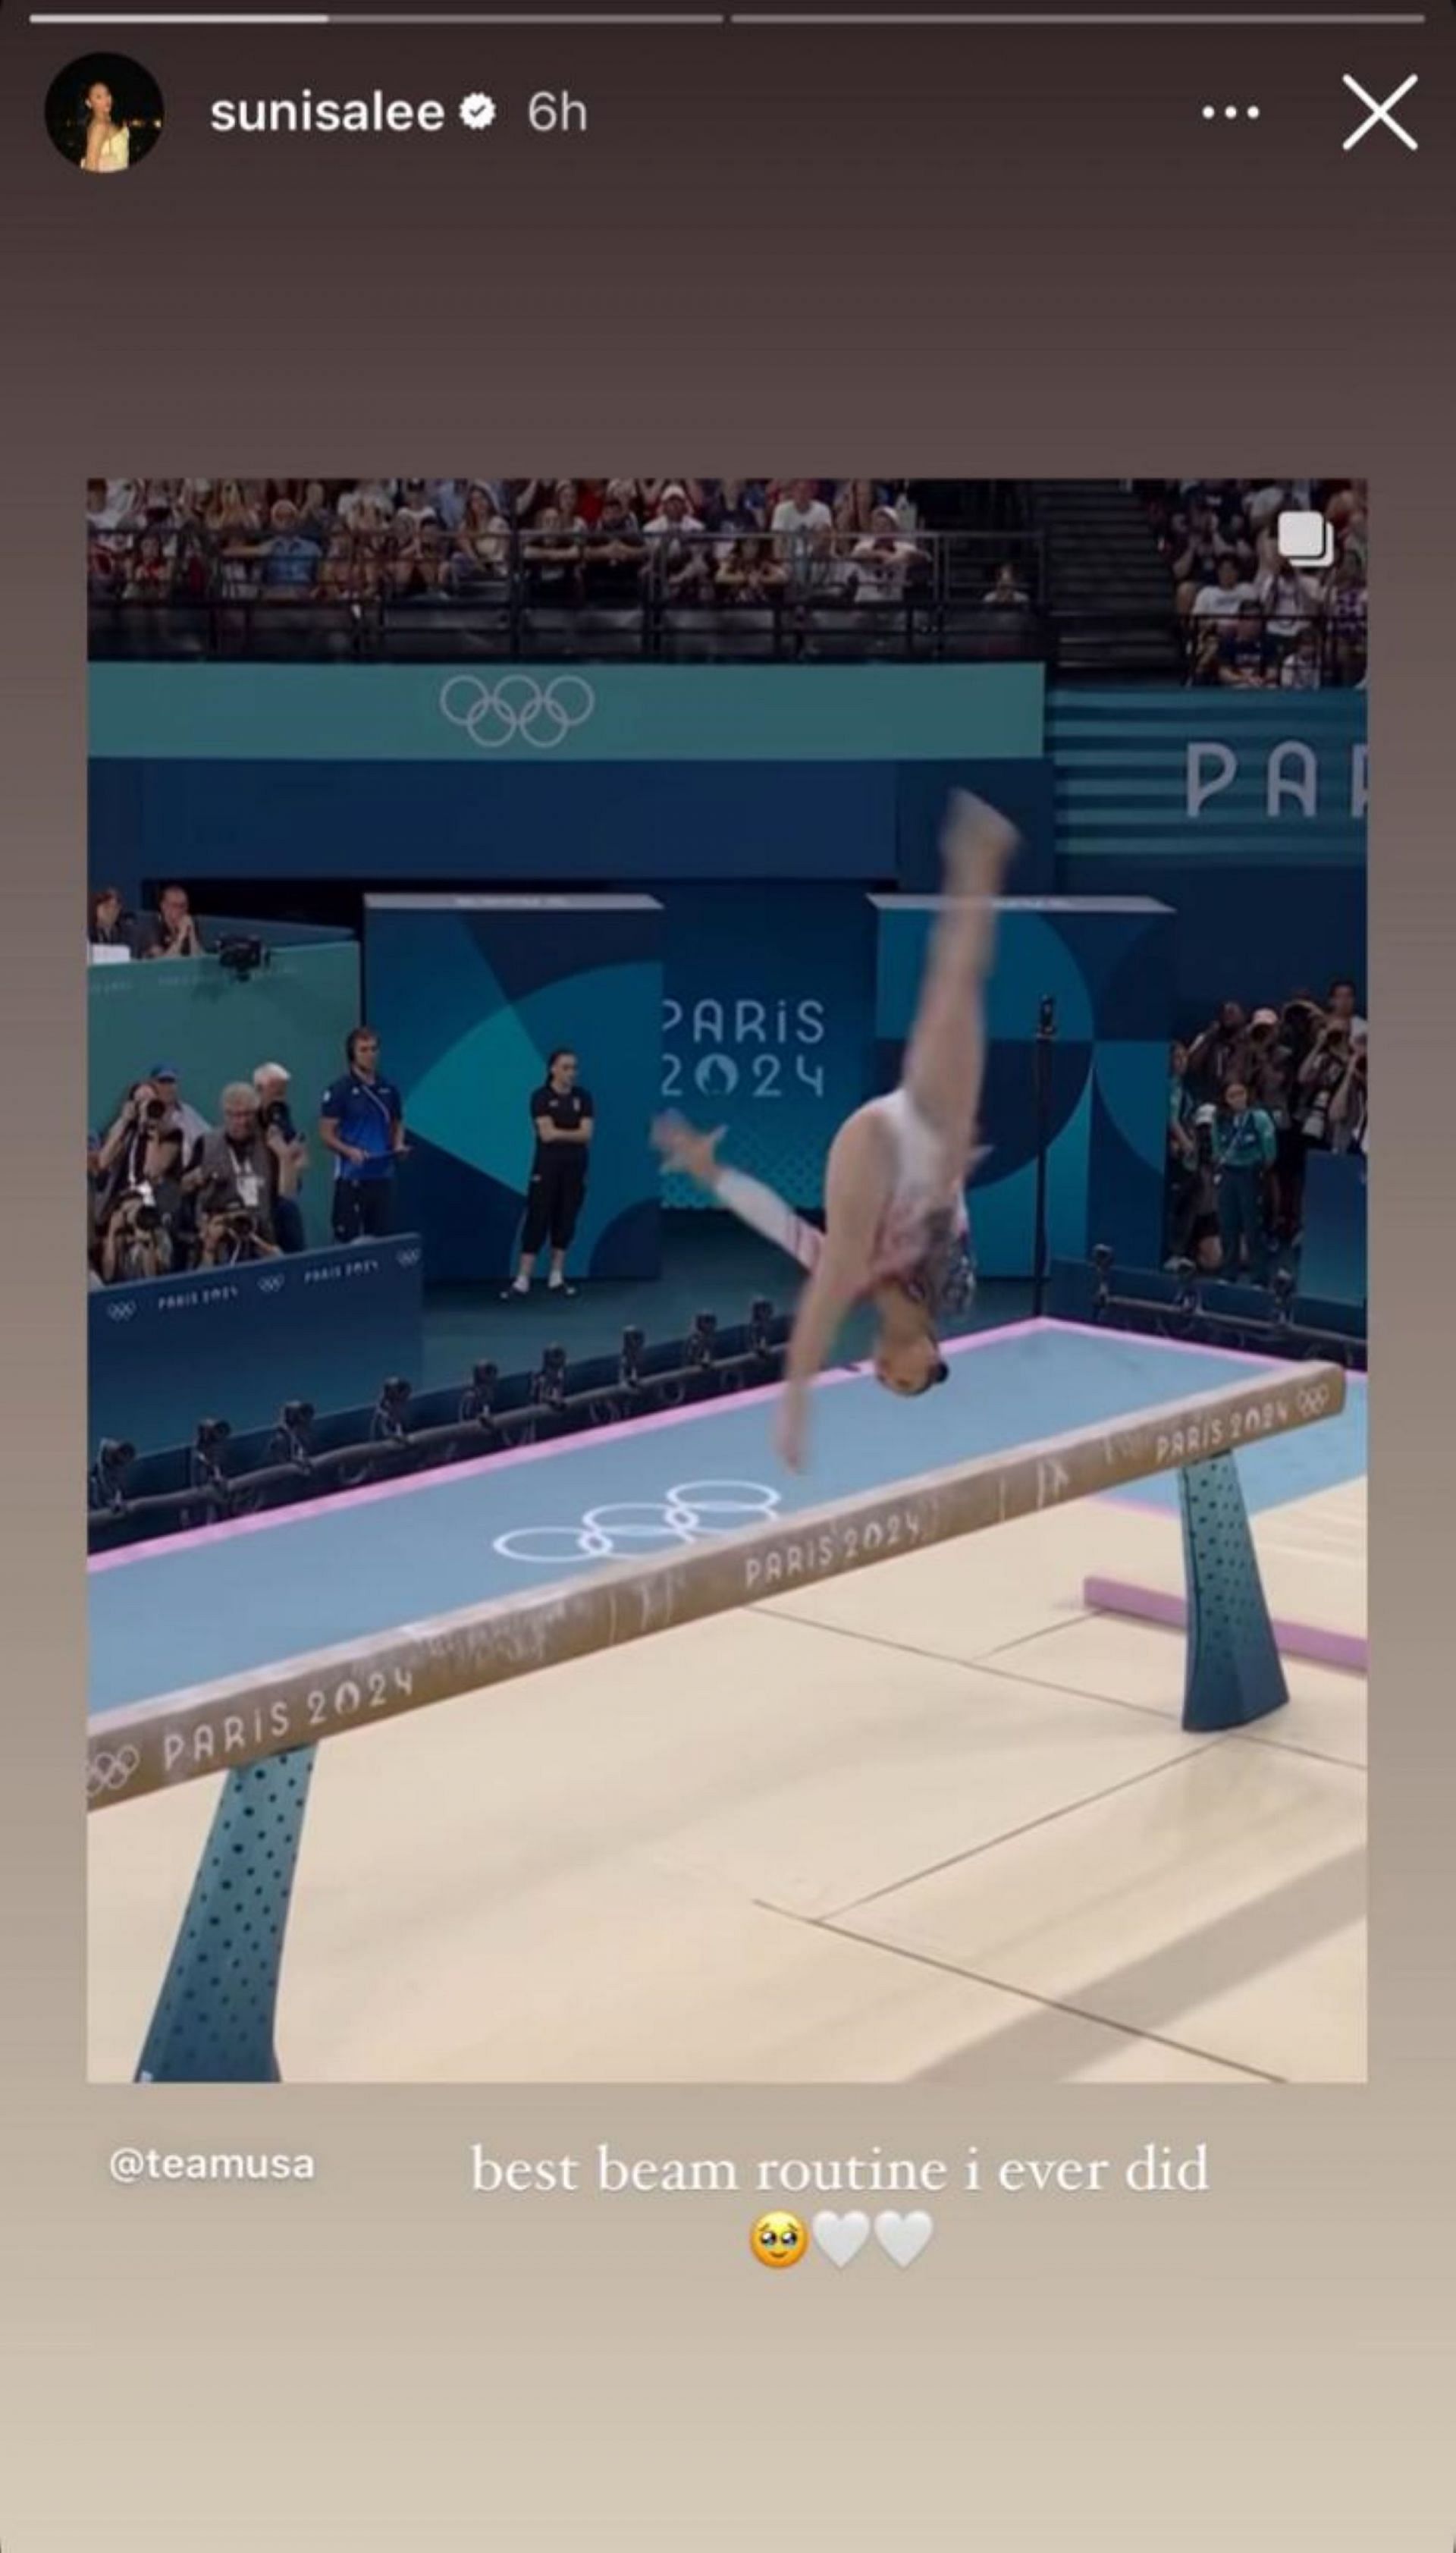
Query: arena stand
87 476 1046 666
1141 478 1368 689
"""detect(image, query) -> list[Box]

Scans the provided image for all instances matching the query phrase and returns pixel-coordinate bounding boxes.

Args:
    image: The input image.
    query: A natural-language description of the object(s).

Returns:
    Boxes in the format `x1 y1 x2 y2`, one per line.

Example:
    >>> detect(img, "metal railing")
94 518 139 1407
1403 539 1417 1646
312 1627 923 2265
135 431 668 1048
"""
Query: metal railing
1181 606 1367 690
87 526 1050 666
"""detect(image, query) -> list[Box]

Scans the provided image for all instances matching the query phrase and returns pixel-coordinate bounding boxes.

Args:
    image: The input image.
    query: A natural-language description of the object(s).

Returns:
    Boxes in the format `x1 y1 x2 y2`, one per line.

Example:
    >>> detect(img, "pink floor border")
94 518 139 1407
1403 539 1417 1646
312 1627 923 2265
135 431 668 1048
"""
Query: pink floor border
88 1314 1362 1577
1084 1575 1367 1675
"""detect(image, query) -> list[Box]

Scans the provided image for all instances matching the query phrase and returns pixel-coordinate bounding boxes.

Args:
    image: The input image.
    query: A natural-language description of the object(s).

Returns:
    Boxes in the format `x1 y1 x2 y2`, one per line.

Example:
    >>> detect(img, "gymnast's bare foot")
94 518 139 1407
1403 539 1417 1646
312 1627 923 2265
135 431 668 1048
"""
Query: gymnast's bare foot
943 791 1018 900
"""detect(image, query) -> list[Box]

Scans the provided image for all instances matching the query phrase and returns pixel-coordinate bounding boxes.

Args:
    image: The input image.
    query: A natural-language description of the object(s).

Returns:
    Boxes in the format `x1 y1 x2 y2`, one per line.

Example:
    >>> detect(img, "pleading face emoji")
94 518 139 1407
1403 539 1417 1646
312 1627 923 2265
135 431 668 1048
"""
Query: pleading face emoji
750 2212 808 2271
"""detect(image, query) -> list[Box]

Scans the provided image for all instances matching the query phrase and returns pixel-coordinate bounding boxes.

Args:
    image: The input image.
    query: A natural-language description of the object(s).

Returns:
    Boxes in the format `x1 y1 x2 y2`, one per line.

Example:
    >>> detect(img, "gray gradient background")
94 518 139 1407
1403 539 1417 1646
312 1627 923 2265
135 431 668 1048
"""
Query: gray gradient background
2 5 1452 2544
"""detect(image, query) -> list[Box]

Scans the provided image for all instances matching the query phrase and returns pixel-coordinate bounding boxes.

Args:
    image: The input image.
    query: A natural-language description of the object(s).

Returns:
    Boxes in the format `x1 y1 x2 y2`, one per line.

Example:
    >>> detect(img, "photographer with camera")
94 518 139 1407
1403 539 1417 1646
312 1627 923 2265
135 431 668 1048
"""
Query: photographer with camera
253 1060 309 1254
1326 975 1367 1040
145 1065 210 1156
1165 1093 1225 1275
86 1129 105 1280
1244 1007 1298 1245
1185 998 1253 1107
184 1083 278 1246
100 1184 177 1285
1164 1040 1199 1263
194 1182 281 1270
1213 1078 1278 1283
1269 993 1324 1233
1298 1008 1357 1155
96 1079 193 1222
1329 1025 1369 1158
1278 992 1326 1078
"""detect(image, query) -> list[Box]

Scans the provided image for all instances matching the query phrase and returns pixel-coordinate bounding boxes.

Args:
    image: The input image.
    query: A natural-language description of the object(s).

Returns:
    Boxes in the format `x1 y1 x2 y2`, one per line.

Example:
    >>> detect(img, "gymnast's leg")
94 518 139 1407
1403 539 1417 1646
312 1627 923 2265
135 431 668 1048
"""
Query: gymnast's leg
899 793 1017 1167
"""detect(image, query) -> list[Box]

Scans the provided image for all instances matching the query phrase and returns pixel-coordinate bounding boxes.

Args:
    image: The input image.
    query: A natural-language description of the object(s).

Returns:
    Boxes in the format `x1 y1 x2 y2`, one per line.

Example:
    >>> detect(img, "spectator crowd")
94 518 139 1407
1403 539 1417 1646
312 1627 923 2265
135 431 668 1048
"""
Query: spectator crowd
1166 980 1368 1284
1144 479 1369 690
86 477 951 617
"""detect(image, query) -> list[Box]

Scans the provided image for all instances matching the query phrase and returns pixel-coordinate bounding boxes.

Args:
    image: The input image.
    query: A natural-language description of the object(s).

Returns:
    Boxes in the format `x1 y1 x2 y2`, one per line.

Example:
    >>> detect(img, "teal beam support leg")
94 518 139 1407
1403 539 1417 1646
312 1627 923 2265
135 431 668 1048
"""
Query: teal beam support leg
1178 1453 1288 1733
135 1747 317 2084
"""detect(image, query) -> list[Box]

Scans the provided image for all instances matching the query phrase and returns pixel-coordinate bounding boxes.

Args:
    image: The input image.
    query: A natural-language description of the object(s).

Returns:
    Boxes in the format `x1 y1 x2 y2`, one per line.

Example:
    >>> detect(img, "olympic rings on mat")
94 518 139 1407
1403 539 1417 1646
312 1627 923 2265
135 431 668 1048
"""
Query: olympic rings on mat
493 1478 783 1566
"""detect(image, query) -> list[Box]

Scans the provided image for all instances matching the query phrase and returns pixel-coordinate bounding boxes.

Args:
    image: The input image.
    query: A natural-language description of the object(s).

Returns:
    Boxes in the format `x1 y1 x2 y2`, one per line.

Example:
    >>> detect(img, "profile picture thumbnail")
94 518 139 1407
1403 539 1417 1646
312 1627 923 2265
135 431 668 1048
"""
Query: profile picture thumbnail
45 54 165 177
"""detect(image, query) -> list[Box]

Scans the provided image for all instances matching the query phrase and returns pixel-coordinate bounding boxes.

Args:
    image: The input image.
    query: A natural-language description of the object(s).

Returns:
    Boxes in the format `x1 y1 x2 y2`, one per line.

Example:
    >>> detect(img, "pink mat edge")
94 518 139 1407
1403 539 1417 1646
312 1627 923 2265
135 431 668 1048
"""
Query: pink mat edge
1083 1574 1367 1675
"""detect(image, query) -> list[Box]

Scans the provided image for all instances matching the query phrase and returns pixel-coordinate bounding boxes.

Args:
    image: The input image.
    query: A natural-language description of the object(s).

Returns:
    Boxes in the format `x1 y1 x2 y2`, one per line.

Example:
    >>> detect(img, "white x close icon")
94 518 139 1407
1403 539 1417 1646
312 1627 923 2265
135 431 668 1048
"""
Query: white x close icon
1341 71 1419 152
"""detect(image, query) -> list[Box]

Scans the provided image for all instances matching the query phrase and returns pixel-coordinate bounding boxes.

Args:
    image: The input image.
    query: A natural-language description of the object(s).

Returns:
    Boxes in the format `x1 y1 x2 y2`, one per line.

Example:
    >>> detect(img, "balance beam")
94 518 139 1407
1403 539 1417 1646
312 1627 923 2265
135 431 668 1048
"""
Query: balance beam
92 1359 1345 1813
96 1357 1345 2081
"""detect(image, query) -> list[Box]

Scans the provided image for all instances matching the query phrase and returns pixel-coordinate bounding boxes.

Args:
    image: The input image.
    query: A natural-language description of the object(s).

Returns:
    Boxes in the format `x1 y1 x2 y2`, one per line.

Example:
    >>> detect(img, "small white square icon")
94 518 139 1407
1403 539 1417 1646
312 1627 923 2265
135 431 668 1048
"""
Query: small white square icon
1276 509 1334 570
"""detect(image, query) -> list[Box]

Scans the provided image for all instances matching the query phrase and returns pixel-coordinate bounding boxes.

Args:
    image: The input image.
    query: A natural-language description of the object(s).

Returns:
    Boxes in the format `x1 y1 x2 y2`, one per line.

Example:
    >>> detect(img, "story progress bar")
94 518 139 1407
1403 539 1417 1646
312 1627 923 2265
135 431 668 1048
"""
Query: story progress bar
25 8 1434 24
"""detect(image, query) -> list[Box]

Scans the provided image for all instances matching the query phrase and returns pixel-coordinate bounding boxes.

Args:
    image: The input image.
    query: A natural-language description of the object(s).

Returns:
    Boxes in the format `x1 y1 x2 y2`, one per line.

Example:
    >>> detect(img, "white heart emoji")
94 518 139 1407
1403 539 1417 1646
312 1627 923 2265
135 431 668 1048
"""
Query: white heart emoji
811 2209 871 2269
874 2209 935 2268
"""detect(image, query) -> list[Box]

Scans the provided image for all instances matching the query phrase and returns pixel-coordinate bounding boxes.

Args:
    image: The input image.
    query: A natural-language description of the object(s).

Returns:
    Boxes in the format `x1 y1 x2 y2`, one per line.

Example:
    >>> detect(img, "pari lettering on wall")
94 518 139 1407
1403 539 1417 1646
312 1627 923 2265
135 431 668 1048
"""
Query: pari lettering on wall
1184 728 1367 829
1050 691 1367 1023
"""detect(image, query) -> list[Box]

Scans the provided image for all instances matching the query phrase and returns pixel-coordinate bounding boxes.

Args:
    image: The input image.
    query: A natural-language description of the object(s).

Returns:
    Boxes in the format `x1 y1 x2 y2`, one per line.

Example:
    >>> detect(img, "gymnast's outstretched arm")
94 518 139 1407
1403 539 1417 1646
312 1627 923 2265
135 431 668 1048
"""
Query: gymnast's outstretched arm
654 1113 891 1470
774 1119 890 1467
651 1116 825 1273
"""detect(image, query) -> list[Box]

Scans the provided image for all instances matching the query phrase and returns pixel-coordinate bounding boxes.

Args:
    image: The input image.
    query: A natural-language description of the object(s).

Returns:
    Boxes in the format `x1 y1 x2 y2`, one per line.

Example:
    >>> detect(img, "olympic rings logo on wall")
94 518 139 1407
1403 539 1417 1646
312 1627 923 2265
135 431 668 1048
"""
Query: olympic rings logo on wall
440 673 597 752
494 1478 782 1566
88 1744 141 1800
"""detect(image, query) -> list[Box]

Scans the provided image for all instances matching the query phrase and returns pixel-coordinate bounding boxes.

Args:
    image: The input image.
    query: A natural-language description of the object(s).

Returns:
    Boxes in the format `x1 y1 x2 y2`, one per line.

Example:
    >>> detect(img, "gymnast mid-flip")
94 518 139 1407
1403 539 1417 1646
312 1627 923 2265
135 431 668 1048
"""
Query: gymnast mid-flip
654 790 1015 1470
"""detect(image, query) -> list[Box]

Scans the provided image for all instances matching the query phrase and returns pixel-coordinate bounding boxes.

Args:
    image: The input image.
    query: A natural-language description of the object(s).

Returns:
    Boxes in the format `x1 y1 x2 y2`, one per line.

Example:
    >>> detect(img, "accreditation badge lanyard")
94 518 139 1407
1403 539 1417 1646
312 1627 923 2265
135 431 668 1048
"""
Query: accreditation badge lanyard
228 1141 263 1211
357 1079 394 1151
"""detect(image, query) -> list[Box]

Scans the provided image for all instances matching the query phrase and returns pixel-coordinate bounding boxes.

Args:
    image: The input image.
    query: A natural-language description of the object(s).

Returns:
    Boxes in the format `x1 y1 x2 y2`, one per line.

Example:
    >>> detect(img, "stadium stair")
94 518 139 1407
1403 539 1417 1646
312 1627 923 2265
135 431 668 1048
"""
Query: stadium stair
1030 480 1184 680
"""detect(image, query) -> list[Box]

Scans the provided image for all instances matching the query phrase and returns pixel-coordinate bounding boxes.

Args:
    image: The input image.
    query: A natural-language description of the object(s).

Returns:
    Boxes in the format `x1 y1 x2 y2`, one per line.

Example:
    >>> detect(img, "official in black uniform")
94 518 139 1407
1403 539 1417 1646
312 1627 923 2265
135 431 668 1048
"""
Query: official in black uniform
503 1048 594 1298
